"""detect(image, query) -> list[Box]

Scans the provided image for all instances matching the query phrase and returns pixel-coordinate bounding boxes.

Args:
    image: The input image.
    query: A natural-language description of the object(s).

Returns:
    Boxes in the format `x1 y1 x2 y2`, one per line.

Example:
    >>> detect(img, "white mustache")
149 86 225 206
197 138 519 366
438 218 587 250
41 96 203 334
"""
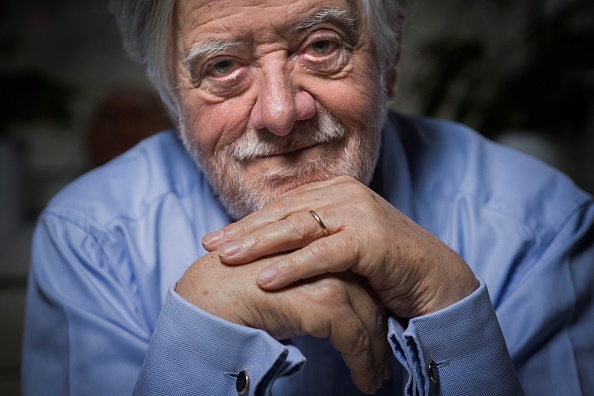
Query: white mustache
231 109 346 161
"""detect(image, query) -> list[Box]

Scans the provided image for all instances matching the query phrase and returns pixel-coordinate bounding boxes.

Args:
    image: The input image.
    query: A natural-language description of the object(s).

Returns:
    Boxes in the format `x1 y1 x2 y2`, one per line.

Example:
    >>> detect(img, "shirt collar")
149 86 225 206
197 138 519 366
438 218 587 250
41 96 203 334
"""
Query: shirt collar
370 112 416 221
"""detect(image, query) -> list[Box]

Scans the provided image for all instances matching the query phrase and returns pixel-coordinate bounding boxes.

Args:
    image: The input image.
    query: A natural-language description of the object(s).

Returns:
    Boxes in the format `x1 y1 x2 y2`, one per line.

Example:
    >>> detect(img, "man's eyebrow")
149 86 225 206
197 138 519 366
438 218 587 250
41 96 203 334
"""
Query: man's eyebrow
294 7 357 33
183 8 357 70
183 39 241 68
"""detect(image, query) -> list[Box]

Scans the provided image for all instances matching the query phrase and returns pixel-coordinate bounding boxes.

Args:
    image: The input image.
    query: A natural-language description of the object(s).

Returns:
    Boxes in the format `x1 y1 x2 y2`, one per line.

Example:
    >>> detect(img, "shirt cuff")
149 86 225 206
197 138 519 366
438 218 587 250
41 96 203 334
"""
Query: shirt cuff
388 279 522 396
134 283 306 396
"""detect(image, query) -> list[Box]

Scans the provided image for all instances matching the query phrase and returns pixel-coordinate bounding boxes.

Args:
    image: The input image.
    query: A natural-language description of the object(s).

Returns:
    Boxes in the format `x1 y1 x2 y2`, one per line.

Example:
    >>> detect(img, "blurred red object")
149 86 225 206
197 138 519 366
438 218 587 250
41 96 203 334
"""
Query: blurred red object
87 87 173 167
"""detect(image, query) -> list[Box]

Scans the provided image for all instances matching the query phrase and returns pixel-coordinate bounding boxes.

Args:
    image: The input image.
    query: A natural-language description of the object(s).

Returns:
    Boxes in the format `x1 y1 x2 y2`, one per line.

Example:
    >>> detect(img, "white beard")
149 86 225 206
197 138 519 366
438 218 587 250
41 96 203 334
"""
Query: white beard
179 106 384 220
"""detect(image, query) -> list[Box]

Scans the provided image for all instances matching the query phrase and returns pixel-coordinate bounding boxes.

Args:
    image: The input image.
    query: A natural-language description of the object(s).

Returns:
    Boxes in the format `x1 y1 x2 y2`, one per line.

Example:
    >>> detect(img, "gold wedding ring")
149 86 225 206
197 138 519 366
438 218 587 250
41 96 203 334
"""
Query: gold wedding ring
309 210 329 237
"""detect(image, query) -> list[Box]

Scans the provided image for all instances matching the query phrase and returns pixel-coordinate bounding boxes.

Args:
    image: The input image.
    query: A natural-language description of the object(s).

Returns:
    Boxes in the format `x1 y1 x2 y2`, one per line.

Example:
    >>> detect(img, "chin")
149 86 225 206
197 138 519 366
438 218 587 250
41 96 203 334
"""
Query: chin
225 153 374 219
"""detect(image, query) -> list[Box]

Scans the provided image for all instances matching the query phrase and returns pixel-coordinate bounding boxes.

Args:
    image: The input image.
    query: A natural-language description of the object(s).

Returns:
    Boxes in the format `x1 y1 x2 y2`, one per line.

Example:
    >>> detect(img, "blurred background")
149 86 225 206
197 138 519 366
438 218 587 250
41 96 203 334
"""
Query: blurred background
1 0 593 393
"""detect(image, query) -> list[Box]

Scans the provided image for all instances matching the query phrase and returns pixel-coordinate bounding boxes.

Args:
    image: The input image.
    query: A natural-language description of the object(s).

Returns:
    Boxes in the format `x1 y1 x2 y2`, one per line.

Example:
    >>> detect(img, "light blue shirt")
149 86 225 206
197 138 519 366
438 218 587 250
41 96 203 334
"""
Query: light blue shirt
22 112 594 395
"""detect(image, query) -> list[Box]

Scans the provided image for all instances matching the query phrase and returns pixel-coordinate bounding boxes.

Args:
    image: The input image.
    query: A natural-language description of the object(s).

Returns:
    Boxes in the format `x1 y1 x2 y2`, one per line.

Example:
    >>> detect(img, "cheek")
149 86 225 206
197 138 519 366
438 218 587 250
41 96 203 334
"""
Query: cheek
311 55 383 127
179 92 253 158
316 80 381 128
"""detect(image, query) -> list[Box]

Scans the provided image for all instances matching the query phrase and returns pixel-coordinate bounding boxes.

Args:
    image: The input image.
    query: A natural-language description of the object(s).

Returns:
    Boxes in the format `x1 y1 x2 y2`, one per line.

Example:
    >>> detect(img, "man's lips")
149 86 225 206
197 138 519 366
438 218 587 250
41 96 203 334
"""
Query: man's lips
258 142 322 158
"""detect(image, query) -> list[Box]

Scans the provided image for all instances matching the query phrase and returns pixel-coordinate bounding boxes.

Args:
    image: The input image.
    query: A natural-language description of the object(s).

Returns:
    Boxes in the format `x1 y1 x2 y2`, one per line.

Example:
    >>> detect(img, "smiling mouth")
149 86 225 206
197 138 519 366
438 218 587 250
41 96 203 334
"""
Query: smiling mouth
259 142 323 158
235 139 339 163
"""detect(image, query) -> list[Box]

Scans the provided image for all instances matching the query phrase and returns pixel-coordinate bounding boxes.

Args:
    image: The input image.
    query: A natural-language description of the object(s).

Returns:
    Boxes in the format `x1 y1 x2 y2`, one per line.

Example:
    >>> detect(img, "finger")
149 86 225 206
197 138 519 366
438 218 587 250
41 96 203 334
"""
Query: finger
328 277 389 393
201 202 295 252
328 312 378 393
347 275 392 391
257 234 359 289
216 210 333 264
201 180 334 250
290 274 379 393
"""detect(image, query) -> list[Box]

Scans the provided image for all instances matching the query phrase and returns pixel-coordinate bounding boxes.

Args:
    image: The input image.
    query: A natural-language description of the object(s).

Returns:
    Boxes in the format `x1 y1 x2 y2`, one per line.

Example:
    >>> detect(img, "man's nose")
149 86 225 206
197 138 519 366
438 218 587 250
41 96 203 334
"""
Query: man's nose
249 65 317 136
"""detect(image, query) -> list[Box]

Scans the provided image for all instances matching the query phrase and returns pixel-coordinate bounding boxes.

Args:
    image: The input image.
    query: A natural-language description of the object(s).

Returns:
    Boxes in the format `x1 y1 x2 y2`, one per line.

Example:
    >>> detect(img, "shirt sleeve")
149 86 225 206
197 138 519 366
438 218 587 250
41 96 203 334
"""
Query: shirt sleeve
22 212 305 396
388 280 523 396
133 284 305 395
389 200 594 396
22 213 150 395
493 200 594 395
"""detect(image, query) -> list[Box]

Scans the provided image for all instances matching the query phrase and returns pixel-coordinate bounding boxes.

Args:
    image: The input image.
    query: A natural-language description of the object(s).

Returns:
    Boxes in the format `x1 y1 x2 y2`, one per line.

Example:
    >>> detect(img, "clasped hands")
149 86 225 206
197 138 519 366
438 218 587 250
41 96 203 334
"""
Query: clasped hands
177 176 477 393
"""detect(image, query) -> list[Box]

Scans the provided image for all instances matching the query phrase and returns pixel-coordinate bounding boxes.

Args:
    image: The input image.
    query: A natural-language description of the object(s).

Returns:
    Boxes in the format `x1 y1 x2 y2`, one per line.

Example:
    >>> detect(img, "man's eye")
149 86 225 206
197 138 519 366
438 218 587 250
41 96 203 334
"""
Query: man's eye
310 40 336 55
208 59 238 77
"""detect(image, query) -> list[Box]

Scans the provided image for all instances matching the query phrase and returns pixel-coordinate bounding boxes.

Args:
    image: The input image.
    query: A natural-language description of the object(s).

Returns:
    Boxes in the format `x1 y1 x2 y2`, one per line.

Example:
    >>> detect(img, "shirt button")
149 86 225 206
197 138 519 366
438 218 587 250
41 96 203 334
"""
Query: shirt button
427 360 439 384
236 370 249 395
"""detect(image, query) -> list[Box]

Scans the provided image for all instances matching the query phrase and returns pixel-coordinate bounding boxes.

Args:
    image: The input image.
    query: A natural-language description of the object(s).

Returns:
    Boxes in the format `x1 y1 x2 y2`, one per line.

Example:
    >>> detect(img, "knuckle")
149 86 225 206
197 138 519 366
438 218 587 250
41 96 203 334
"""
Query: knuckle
269 194 290 214
307 241 331 264
330 234 362 267
286 213 312 238
302 275 348 305
302 316 330 338
276 256 301 280
320 278 346 299
251 232 267 250
270 204 287 220
220 222 243 239
349 326 372 357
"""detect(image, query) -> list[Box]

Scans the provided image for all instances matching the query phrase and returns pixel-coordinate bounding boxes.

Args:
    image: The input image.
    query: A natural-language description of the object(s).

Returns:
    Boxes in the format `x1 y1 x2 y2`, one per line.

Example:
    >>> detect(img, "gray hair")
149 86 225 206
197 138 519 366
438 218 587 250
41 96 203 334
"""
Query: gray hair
108 0 408 117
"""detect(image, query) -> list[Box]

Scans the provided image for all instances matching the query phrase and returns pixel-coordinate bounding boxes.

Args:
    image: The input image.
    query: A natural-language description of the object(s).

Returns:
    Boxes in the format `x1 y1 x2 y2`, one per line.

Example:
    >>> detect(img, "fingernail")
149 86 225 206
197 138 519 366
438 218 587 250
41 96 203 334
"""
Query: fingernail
218 241 241 257
257 267 277 285
202 229 224 246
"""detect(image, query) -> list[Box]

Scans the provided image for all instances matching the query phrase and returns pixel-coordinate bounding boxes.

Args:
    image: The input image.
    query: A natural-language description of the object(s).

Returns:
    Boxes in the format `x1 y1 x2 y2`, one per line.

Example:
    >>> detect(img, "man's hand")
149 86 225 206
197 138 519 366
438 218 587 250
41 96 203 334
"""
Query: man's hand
202 176 478 319
176 251 391 394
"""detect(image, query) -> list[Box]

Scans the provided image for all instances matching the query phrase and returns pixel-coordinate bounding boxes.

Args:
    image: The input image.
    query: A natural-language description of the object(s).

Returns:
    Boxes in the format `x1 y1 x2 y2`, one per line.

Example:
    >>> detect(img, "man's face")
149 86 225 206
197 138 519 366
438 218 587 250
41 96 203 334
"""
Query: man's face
174 0 388 219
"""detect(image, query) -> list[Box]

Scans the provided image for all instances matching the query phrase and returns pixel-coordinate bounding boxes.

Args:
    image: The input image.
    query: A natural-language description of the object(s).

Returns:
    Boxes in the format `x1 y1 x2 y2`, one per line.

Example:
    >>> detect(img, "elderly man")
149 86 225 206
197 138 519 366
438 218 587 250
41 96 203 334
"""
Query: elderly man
22 0 594 395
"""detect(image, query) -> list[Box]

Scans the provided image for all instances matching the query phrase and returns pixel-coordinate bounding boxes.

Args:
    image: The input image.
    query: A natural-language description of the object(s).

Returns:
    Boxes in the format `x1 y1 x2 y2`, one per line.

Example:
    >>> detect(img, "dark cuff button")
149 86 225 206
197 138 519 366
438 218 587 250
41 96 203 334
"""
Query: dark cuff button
236 370 249 395
427 360 439 384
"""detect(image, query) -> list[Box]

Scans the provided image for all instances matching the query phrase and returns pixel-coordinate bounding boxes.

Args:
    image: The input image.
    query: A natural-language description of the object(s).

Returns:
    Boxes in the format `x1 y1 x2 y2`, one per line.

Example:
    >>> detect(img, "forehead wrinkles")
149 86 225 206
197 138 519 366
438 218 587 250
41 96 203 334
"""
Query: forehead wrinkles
177 0 357 38
179 2 358 65
294 7 356 31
